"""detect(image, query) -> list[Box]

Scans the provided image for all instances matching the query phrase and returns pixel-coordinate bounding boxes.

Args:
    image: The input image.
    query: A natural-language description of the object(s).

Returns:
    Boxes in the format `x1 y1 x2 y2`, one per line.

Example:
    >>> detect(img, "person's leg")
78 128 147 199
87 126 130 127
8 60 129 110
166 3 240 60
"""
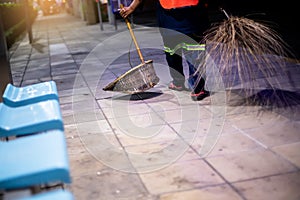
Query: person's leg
165 50 186 90
184 47 204 87
184 49 201 91
184 48 210 100
156 3 187 91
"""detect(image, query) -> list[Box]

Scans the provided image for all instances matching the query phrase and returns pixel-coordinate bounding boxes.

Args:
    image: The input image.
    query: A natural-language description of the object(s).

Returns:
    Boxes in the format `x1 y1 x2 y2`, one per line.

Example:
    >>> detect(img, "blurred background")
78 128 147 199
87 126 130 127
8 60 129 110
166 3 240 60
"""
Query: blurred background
0 0 299 57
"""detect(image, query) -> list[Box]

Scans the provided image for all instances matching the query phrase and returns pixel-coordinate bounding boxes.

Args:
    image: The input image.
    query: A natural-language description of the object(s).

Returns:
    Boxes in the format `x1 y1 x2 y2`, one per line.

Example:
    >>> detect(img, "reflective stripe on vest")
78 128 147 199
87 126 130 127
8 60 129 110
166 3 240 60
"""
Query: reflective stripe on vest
164 43 205 55
160 0 199 9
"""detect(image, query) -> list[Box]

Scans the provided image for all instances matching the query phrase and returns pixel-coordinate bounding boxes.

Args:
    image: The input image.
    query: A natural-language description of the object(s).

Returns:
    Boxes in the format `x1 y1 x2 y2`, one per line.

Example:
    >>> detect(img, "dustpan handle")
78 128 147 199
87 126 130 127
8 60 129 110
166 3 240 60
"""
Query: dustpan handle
120 4 145 64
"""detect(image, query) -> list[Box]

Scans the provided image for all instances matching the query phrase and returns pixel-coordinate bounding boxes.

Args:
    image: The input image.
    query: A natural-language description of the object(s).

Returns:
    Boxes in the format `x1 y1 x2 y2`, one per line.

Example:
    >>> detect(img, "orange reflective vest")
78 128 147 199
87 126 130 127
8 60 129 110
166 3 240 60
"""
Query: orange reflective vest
159 0 199 9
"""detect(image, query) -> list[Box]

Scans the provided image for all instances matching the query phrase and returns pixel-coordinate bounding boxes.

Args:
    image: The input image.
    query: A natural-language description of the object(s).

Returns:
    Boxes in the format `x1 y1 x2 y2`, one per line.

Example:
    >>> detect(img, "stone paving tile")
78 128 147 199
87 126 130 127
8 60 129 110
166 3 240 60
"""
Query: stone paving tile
146 97 198 112
169 120 215 140
178 147 208 162
60 102 75 115
63 108 106 125
64 124 87 155
190 131 264 158
223 105 267 118
97 98 120 108
59 92 94 105
125 139 193 171
232 171 300 200
75 120 114 136
71 99 99 113
138 159 225 195
100 103 158 119
49 43 70 55
155 106 213 124
272 142 300 168
228 109 290 127
21 78 52 86
81 143 135 173
27 58 50 68
69 151 107 177
226 109 300 144
53 76 82 91
113 125 181 147
245 119 300 148
51 64 78 76
23 68 51 80
206 149 297 182
112 118 174 137
57 87 89 100
69 170 152 200
160 184 243 200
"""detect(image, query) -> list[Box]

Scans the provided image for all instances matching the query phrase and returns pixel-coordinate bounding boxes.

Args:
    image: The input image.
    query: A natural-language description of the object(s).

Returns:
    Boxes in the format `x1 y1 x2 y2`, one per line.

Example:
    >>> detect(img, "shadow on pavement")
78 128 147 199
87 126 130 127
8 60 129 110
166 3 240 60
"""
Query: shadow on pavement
112 91 163 101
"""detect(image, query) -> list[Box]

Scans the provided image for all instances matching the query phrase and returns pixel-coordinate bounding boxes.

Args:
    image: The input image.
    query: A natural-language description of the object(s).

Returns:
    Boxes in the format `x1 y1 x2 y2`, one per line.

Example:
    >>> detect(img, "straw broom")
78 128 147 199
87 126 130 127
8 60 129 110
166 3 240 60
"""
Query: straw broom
199 8 296 108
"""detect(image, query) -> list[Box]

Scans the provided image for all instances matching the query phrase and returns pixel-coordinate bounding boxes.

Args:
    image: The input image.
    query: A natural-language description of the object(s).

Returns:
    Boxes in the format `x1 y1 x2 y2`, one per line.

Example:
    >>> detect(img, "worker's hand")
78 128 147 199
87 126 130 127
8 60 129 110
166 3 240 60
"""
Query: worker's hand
119 6 134 19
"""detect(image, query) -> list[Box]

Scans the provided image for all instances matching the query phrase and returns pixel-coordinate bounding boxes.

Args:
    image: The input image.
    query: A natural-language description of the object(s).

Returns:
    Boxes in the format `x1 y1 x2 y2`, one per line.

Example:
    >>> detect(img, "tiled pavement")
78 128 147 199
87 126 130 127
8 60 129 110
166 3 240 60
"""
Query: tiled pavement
6 12 300 200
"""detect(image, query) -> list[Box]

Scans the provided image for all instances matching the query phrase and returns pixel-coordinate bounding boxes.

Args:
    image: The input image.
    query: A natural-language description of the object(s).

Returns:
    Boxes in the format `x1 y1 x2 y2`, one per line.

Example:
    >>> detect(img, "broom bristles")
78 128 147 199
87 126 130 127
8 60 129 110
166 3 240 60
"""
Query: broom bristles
200 16 297 108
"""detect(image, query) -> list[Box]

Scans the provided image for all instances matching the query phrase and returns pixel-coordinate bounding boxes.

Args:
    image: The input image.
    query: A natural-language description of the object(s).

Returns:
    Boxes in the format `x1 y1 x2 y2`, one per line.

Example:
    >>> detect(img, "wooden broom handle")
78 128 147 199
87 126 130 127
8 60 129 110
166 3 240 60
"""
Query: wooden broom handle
120 4 145 64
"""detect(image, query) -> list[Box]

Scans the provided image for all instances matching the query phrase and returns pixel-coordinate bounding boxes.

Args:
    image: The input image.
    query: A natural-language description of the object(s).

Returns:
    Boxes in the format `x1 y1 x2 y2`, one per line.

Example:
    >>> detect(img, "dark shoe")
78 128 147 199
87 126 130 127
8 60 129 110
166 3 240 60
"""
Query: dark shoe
191 90 210 101
168 82 184 91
